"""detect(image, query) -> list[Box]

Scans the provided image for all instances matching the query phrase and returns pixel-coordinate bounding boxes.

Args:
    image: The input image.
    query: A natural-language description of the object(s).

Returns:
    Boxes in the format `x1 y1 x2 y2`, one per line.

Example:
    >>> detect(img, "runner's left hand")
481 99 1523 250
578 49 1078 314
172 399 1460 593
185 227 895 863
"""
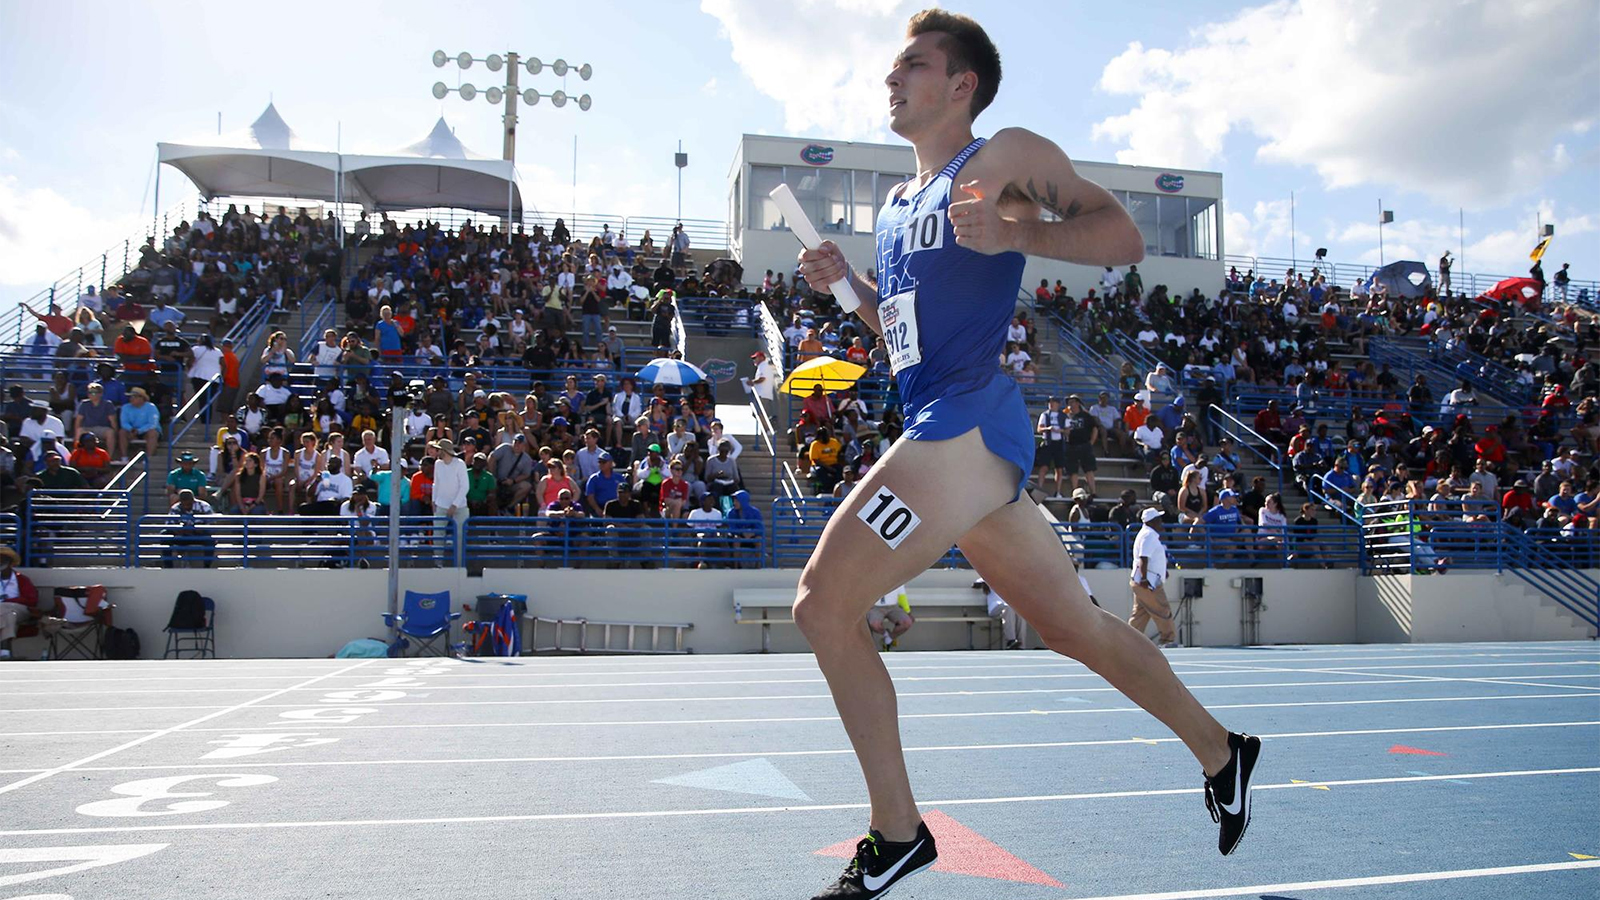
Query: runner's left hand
950 179 1013 255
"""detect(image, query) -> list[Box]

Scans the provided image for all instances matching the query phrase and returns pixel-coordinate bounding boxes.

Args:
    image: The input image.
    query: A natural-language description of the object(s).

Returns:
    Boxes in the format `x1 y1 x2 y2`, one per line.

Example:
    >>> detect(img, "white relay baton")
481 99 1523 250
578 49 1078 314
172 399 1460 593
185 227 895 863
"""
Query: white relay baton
769 183 864 314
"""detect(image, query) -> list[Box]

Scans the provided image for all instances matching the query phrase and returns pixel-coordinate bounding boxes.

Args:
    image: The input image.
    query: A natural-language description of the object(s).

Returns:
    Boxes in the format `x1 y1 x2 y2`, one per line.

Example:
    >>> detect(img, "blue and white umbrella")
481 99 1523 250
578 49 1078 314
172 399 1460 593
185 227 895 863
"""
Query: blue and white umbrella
636 357 708 386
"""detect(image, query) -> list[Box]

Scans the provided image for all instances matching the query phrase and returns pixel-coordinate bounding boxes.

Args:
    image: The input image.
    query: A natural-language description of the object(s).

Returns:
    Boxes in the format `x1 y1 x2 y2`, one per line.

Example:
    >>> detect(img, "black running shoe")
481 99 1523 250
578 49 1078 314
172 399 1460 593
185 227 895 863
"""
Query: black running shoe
811 822 938 899
1203 731 1261 855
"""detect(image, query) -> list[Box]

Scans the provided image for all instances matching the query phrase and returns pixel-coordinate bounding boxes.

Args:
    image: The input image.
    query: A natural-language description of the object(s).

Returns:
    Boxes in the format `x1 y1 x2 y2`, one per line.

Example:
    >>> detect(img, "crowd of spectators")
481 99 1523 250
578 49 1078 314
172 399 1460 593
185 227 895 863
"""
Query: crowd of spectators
2 204 328 509
144 214 761 565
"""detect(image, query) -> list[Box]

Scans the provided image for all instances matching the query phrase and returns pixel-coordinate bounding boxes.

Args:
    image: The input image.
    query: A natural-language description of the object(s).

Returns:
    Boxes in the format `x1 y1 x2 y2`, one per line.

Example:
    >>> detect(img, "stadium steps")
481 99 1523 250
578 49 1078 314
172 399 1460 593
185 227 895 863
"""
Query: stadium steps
1491 573 1599 639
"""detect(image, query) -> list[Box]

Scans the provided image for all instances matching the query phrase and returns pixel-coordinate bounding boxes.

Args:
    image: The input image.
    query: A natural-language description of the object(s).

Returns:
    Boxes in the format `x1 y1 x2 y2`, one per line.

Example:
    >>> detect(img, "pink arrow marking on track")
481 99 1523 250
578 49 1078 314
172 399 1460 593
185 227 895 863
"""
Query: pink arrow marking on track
814 809 1066 888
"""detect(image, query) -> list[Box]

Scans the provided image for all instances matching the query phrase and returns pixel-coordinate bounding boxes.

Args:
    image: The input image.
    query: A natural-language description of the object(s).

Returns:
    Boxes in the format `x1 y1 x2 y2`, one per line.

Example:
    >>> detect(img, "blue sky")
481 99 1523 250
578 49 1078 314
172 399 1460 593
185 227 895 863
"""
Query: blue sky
1 0 1595 308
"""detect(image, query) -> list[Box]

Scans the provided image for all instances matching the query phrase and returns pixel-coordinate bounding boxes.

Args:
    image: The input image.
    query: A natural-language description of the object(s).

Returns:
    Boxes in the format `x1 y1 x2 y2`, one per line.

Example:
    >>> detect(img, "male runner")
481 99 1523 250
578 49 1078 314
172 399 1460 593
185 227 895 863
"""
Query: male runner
793 11 1260 899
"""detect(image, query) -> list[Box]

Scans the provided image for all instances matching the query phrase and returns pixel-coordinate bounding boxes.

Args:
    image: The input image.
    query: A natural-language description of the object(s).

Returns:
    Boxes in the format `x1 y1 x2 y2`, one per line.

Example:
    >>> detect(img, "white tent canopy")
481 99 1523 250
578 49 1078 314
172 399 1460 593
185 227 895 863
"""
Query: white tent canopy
157 105 520 216
158 103 358 205
343 117 521 215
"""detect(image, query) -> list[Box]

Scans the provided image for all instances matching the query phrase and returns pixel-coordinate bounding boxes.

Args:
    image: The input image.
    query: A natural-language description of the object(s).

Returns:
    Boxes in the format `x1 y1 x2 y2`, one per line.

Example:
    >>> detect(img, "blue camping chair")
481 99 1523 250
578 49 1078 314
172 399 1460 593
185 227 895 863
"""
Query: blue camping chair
164 596 216 659
382 590 460 657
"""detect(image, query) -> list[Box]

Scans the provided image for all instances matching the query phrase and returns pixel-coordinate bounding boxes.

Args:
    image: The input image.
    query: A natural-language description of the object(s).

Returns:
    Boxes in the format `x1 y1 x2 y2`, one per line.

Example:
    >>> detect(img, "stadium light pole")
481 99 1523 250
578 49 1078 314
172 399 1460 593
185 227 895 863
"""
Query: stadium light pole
675 141 689 222
1377 201 1394 267
432 50 593 226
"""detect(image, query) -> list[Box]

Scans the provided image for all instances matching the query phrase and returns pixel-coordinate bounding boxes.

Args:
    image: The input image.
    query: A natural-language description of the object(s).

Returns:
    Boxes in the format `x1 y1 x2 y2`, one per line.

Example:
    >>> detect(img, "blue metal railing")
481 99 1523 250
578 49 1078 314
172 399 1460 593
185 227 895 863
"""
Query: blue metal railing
1207 404 1285 497
464 516 764 569
1223 252 1600 302
676 296 759 337
134 514 447 569
769 497 1357 569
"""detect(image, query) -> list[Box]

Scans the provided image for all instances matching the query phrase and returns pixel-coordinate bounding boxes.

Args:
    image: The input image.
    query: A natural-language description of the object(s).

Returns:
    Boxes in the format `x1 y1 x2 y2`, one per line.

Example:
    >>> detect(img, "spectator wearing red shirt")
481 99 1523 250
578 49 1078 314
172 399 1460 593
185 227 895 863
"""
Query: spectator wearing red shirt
408 457 435 515
1123 394 1150 432
659 458 691 518
68 434 112 487
1254 400 1286 445
792 384 834 447
1502 479 1536 518
23 303 73 339
113 326 155 374
845 337 870 366
1473 426 1507 473
219 338 241 411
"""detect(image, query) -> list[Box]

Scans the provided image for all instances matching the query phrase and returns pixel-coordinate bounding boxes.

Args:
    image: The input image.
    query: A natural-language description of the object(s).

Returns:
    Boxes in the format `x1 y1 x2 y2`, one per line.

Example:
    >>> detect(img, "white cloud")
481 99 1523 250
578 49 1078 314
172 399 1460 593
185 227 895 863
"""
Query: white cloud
0 174 145 293
1091 0 1600 206
701 77 719 95
1223 198 1292 260
700 0 917 140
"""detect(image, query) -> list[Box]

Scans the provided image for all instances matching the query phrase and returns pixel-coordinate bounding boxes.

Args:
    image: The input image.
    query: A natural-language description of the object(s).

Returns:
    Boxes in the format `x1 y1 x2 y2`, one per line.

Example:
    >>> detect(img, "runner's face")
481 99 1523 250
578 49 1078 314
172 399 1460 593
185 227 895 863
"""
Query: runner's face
886 33 965 137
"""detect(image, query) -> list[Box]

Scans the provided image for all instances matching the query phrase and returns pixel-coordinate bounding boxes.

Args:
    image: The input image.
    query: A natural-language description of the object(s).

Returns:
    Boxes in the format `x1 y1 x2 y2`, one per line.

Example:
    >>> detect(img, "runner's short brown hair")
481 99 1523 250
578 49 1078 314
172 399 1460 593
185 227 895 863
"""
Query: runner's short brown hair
906 9 1002 119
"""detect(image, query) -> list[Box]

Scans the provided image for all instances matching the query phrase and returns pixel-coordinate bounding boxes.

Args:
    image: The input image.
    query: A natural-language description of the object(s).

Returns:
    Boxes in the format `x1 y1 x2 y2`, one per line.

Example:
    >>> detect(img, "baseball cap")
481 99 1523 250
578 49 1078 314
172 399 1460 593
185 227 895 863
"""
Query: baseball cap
1141 508 1164 523
178 452 197 462
551 416 569 427
598 451 613 462
648 443 662 453
1218 489 1238 500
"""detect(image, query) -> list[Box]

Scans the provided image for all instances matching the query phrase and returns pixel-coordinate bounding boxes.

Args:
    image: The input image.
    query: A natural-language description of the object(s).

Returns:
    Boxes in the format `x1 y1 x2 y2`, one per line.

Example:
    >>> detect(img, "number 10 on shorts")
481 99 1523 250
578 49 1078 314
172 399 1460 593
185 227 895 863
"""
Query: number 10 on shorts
858 487 922 550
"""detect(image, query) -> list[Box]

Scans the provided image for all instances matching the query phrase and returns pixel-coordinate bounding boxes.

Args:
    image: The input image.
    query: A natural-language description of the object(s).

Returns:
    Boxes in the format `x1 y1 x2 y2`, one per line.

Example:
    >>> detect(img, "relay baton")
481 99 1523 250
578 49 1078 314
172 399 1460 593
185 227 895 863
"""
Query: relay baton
769 183 864 313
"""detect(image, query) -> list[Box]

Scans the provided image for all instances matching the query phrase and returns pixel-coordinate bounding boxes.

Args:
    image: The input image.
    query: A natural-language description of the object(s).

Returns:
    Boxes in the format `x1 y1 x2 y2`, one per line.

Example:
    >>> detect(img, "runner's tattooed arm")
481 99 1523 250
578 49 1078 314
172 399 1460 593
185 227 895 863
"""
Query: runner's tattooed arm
962 127 1144 266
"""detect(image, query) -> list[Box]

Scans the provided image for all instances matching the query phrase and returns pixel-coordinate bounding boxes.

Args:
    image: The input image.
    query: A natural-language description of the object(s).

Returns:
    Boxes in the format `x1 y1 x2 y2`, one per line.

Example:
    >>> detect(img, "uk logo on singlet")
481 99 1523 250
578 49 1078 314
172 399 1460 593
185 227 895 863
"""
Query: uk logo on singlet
876 204 945 298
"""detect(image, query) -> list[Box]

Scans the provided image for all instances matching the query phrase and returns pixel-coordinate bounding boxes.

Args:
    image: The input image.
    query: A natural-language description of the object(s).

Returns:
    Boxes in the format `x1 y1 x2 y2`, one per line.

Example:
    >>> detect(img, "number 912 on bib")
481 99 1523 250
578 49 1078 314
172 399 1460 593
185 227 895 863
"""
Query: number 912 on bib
857 487 922 550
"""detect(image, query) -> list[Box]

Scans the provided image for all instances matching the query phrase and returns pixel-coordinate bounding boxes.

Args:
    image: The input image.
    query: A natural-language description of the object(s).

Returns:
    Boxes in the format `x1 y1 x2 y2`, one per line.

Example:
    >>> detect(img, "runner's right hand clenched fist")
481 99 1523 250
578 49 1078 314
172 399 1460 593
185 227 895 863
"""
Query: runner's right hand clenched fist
797 241 848 295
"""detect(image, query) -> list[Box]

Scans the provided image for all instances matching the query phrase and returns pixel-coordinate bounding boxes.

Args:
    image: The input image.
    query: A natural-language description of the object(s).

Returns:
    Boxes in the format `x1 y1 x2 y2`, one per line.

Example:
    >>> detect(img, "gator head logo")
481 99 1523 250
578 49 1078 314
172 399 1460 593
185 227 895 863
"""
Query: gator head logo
1155 173 1185 193
800 144 835 166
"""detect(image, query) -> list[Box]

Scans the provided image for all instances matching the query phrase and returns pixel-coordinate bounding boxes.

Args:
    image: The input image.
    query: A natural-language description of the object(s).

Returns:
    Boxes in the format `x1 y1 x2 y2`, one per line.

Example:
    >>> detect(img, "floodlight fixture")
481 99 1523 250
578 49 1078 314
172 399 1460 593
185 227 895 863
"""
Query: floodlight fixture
523 89 540 106
552 58 568 77
551 90 567 108
485 86 503 104
577 94 592 111
459 83 477 101
526 57 543 75
485 54 504 72
457 52 473 70
432 81 449 100
432 50 448 68
578 63 592 81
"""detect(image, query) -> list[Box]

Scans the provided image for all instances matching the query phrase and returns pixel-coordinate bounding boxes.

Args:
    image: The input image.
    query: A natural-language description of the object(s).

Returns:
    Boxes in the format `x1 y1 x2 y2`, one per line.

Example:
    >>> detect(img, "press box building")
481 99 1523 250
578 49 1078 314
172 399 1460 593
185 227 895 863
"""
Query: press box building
727 134 1224 300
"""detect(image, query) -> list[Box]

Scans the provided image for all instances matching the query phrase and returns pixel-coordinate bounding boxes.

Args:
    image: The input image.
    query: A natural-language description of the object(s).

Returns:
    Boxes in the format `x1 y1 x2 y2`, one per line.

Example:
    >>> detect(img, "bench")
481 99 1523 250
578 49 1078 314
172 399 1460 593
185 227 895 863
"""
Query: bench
733 587 999 652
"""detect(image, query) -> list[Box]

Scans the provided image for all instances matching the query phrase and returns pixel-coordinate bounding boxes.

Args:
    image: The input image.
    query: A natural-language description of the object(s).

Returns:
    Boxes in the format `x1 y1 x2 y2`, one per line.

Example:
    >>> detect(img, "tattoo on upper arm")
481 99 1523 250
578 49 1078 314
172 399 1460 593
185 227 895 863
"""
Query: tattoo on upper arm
1024 178 1082 219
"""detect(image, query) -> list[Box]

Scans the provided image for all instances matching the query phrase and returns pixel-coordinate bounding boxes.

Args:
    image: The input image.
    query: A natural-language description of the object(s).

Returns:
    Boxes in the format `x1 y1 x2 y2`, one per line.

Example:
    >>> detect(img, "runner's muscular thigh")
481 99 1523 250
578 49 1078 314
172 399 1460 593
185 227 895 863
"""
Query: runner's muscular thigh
956 495 1107 647
796 428 1015 624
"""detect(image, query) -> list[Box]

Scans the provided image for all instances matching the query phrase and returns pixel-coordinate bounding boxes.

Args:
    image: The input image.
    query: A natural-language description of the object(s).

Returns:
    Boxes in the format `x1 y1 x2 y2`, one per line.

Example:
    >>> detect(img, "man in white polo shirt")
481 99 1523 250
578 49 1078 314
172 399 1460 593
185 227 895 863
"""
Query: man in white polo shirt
1131 507 1178 648
351 430 390 478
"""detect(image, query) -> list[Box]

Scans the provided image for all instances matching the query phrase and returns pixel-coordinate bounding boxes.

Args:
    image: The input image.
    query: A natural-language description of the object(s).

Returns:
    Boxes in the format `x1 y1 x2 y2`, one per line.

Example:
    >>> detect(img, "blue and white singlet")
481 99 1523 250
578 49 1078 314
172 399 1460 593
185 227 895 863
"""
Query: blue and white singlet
873 136 1033 497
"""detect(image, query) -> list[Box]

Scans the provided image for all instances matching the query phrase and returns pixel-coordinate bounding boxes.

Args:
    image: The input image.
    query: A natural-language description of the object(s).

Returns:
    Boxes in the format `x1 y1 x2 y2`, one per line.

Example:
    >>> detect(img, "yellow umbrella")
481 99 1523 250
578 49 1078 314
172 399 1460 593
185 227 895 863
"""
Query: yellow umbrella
780 355 867 396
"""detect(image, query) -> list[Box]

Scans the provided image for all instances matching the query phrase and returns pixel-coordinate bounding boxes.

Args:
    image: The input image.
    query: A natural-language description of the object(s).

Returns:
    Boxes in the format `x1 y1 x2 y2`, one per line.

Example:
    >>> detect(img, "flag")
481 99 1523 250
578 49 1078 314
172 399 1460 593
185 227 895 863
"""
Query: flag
1530 236 1553 262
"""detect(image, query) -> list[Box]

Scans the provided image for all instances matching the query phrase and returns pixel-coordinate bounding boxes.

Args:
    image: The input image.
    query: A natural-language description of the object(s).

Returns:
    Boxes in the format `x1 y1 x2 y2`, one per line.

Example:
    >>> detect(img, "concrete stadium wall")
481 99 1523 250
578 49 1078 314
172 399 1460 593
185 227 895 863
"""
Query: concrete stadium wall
16 565 1592 659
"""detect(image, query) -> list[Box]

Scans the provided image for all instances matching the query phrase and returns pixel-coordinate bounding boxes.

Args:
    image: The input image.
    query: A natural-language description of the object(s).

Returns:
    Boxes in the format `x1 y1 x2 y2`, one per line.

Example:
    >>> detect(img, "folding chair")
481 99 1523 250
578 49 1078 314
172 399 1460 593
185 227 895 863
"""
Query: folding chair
47 586 114 660
382 590 460 657
165 597 217 659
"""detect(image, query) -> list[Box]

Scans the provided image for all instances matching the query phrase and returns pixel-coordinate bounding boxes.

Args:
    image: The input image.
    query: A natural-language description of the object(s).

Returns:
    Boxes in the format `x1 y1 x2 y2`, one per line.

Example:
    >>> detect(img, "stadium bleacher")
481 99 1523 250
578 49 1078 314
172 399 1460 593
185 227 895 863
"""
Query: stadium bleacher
0 199 1596 635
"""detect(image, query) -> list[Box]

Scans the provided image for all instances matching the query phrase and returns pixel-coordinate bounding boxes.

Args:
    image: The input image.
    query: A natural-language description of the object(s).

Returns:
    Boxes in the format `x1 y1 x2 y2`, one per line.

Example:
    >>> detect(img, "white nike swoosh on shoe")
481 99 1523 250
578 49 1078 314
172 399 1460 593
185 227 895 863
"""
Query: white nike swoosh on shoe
862 839 924 892
1219 750 1245 816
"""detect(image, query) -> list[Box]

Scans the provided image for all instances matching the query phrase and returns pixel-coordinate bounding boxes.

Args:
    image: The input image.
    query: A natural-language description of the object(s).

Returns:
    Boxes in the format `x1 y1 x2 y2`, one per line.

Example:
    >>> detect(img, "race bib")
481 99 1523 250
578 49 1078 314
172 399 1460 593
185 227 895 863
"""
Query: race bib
879 289 922 374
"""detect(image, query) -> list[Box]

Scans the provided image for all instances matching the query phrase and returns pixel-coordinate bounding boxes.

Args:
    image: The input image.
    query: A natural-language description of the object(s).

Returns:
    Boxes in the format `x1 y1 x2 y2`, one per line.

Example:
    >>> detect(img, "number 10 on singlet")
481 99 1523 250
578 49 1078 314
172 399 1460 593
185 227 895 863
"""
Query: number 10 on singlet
858 487 922 550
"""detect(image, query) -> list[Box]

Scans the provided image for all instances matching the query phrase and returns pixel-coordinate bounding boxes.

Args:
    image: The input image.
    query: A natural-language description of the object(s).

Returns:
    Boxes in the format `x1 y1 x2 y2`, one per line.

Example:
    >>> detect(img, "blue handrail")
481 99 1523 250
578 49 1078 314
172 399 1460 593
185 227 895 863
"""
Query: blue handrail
1207 404 1284 497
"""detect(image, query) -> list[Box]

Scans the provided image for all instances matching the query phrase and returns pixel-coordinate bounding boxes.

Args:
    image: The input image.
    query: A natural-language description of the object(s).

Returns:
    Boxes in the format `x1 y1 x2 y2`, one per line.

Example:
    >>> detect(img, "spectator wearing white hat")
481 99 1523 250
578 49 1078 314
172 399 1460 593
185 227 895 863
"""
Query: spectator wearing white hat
1131 507 1178 647
430 437 471 535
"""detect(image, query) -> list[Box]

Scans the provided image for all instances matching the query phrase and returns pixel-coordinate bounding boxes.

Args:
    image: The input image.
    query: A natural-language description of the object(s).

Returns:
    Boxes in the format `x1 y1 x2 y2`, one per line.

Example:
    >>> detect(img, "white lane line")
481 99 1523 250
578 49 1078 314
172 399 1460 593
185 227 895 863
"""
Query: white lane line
162 690 1600 733
0 659 377 797
8 668 1597 704
0 766 1592 836
1058 859 1600 900
1 649 1590 683
0 672 1536 707
7 675 1591 715
0 720 1590 774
